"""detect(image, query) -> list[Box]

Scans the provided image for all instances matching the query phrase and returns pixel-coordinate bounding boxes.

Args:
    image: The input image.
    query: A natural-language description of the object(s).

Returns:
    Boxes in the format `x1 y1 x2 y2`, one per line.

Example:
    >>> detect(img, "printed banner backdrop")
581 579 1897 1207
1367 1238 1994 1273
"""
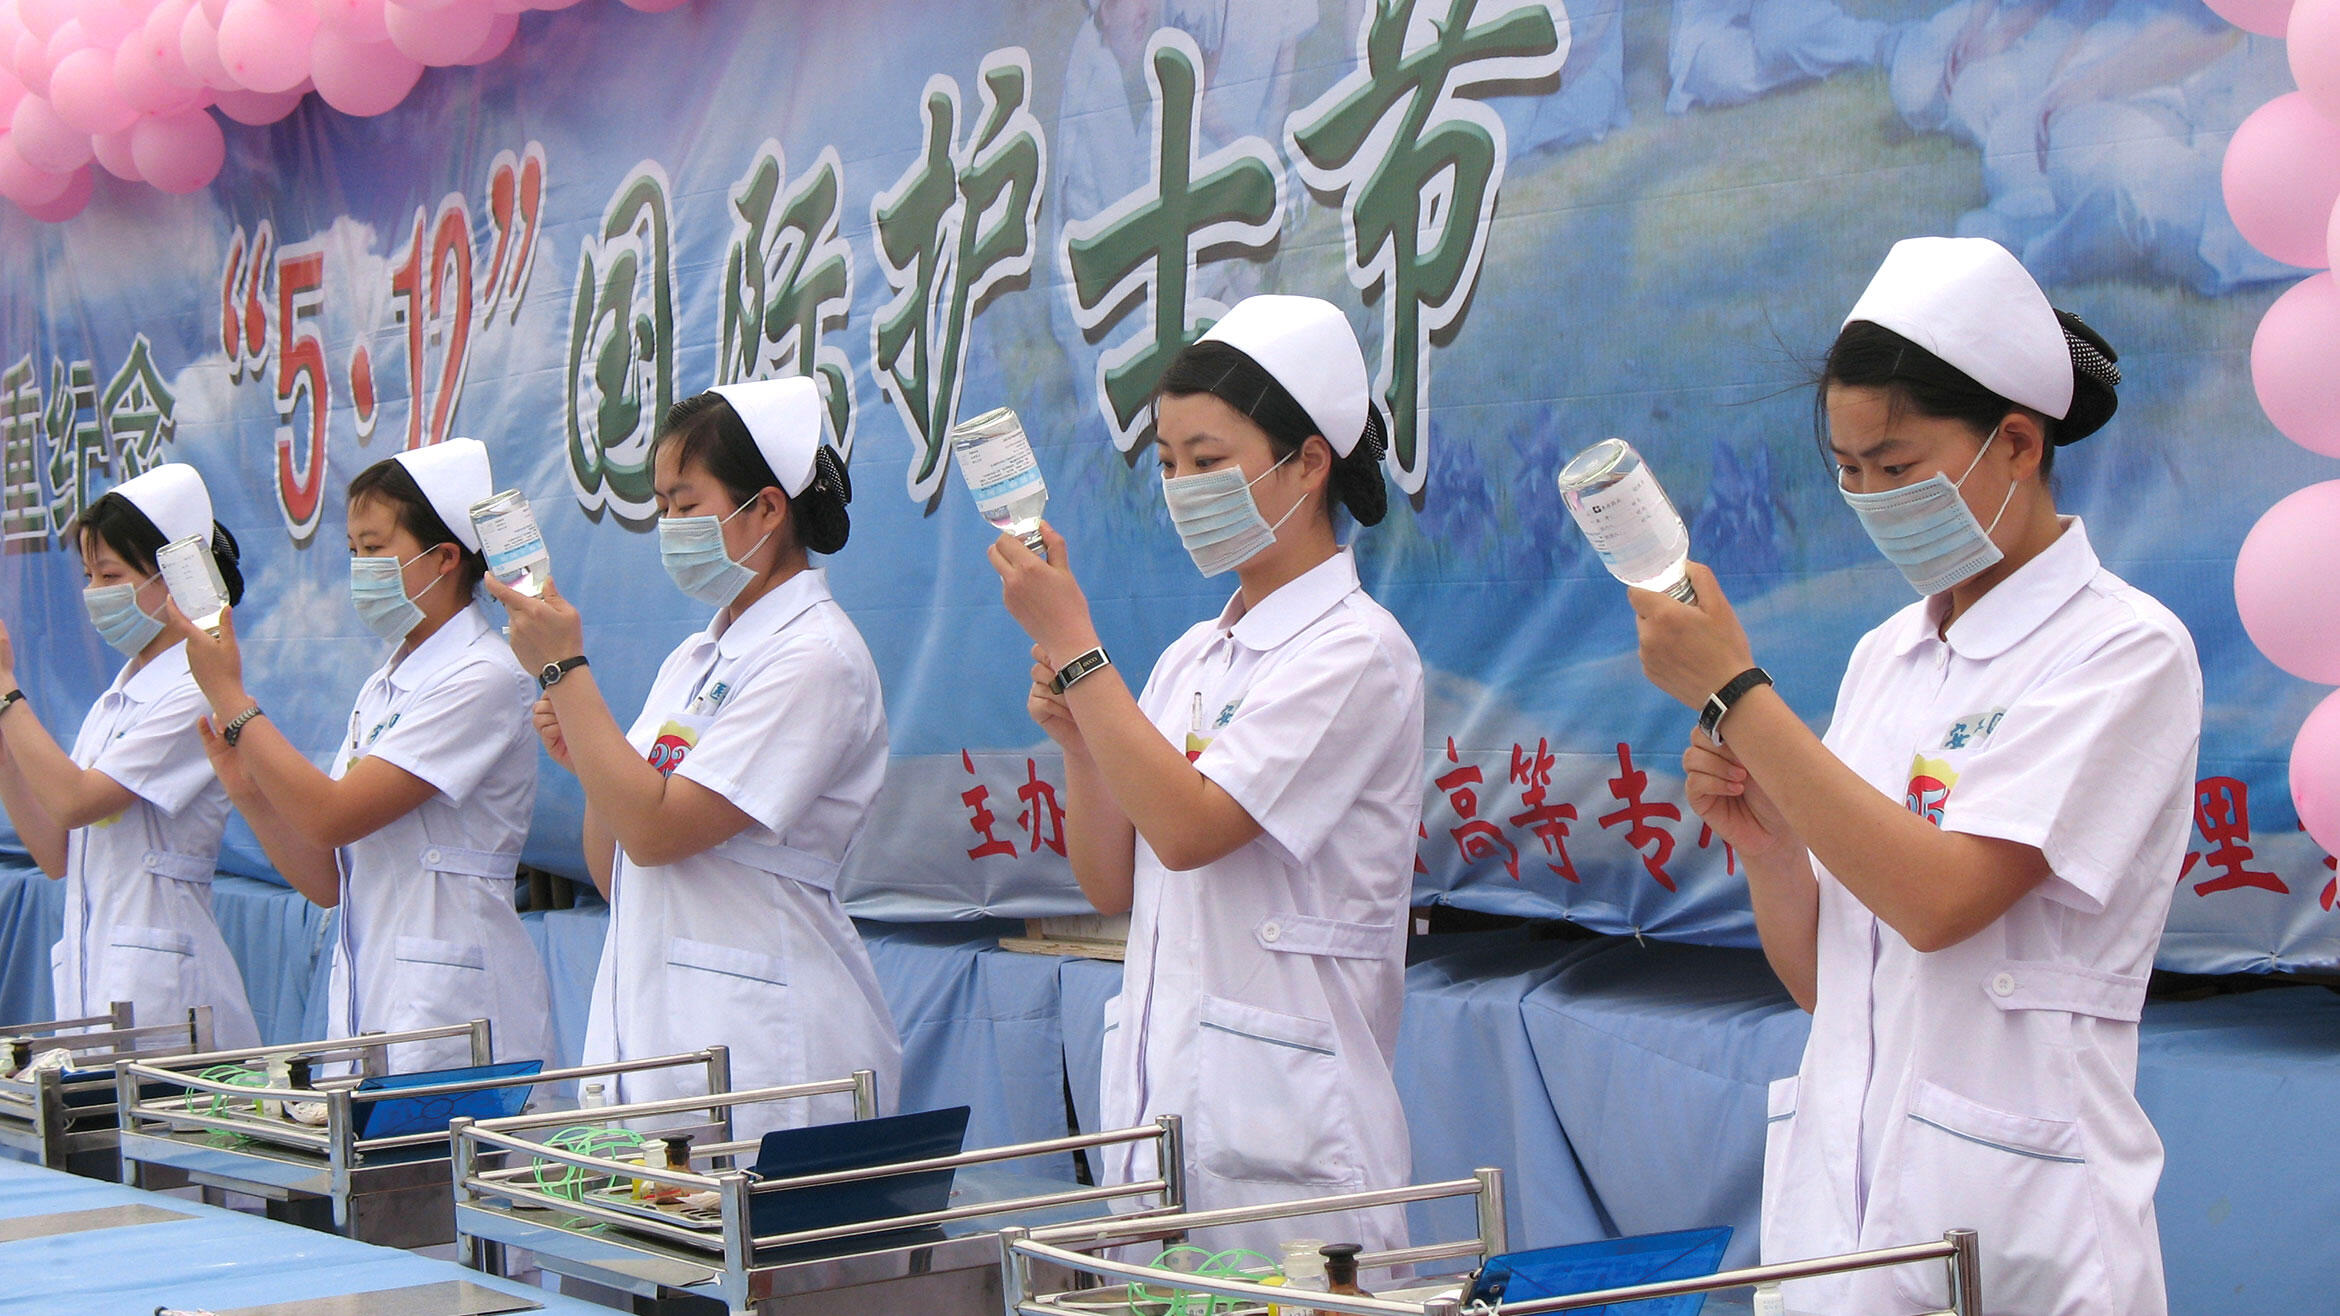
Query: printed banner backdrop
2 0 2333 973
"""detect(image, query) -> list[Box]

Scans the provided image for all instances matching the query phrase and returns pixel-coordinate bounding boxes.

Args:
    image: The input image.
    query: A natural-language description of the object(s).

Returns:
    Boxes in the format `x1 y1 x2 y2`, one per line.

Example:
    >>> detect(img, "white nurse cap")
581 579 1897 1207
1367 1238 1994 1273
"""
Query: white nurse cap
111 462 213 545
1199 295 1373 457
709 377 823 498
1843 237 2074 421
391 437 493 553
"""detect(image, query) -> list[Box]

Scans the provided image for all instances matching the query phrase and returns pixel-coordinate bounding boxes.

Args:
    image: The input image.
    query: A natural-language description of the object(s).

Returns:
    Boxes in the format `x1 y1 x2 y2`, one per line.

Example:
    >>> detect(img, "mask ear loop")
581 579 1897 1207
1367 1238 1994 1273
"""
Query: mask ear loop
1956 420 2021 537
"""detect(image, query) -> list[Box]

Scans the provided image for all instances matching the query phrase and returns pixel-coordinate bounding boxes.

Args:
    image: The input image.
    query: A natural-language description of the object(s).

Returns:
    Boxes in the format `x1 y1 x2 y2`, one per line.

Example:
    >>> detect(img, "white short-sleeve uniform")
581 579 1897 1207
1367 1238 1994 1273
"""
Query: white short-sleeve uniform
54 643 261 1048
582 569 901 1142
1099 550 1425 1258
327 604 553 1074
1762 520 2201 1315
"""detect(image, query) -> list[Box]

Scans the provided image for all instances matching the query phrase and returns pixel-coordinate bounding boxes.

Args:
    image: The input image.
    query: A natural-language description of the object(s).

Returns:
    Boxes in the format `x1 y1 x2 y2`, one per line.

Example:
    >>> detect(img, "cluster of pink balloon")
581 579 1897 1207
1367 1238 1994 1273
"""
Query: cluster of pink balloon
0 0 687 222
2210 0 2340 857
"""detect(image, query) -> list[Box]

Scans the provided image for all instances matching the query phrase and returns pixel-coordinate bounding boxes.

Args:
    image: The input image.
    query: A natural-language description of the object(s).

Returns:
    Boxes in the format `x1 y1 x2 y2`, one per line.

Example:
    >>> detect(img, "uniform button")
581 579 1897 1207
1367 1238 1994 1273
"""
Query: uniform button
1260 921 1282 943
424 848 443 864
1991 972 2017 997
142 850 159 866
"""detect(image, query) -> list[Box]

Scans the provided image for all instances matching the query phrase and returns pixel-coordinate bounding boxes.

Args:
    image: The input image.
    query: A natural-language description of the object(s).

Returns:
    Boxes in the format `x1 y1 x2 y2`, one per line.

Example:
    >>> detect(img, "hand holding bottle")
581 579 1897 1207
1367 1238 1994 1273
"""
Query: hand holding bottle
1628 562 1754 712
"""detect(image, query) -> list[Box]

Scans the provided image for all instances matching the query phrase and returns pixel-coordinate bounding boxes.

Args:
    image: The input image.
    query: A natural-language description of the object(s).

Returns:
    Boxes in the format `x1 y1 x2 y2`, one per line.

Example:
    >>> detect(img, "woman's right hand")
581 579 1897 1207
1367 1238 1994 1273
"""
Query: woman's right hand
531 697 575 773
1026 646 1086 755
197 715 259 804
1684 730 1797 860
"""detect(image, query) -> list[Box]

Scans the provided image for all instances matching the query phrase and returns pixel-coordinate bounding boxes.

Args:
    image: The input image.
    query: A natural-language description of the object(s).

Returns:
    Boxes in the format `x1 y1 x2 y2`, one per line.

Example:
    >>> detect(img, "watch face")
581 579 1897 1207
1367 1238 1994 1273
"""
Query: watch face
541 663 562 684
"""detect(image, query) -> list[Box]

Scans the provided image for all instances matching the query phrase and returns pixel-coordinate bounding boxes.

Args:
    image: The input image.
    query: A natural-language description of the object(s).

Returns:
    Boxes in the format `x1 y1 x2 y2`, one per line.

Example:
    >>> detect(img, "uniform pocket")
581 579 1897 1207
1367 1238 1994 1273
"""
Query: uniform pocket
101 925 197 1016
1882 1078 2108 1311
1759 1074 1799 1236
1191 993 1358 1188
663 938 799 1092
382 934 495 1061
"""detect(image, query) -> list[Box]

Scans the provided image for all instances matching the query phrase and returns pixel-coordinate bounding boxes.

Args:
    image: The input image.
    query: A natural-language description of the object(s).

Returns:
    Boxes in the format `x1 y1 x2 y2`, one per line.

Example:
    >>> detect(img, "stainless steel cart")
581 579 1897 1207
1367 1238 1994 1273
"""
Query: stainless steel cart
451 1078 1188 1316
115 1019 734 1248
1001 1175 1982 1316
0 1001 214 1179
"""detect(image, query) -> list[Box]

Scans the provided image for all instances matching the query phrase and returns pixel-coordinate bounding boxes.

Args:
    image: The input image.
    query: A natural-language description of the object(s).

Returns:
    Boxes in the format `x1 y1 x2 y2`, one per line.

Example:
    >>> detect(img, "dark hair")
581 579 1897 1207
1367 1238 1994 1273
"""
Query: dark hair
345 459 488 594
651 391 852 555
1818 313 2122 479
1153 339 1390 527
75 492 246 607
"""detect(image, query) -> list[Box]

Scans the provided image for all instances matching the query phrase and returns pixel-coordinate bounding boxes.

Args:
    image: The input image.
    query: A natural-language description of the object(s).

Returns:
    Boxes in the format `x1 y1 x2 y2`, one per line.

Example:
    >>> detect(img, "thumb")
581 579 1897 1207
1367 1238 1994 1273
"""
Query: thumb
482 573 519 607
196 716 220 748
1039 521 1068 569
215 602 237 644
1686 561 1733 621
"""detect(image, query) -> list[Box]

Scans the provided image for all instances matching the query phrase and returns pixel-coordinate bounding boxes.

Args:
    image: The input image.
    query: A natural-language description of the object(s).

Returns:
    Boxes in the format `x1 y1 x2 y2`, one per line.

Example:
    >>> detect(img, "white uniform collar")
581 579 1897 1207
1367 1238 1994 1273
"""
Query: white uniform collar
1891 517 2097 661
387 604 492 691
1214 550 1360 652
118 639 193 703
712 567 832 659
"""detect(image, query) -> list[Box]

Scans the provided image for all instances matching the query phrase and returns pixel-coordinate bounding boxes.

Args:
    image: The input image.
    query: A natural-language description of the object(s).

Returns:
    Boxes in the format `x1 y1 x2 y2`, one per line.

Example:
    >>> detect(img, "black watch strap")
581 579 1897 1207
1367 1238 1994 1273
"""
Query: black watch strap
1049 647 1111 696
539 656 590 690
0 689 24 718
1699 667 1773 746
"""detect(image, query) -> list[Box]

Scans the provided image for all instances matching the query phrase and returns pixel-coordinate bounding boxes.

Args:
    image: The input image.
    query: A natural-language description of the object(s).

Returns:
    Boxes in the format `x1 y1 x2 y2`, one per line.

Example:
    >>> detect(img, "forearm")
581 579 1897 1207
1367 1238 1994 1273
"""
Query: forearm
231 717 379 849
0 701 128 830
1060 745 1135 915
582 807 615 901
232 787 341 907
1722 689 2022 951
1742 843 1820 1010
546 673 683 855
1062 669 1257 872
0 749 66 877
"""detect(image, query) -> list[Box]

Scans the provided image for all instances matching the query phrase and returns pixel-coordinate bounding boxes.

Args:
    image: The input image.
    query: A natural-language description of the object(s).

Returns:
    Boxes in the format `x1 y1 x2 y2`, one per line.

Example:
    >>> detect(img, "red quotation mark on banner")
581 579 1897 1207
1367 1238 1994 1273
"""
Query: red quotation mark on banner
221 223 331 540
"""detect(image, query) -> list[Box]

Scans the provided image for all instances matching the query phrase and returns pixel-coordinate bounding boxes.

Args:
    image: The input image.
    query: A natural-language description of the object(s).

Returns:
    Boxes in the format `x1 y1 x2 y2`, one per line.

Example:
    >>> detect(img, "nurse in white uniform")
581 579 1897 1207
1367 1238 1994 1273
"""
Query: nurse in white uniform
173 440 552 1073
990 296 1424 1257
0 465 261 1048
1630 237 2200 1314
495 378 899 1140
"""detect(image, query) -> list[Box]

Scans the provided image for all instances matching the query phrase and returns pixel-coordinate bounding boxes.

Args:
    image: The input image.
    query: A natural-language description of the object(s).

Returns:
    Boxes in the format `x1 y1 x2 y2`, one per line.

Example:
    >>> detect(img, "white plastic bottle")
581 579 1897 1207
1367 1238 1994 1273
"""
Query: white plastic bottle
1556 437 1697 604
156 534 229 633
948 407 1049 558
1751 1280 1787 1316
578 1081 606 1111
470 490 553 597
1270 1237 1327 1316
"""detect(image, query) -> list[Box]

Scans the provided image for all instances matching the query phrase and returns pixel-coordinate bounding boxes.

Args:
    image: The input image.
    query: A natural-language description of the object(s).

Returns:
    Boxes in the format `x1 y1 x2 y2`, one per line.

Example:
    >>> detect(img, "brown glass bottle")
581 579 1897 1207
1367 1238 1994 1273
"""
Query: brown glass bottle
1320 1244 1372 1298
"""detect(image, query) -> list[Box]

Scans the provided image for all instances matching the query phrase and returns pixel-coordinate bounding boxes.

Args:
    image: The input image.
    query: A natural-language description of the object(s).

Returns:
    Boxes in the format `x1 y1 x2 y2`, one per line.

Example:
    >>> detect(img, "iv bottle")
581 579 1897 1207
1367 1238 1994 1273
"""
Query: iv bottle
578 1081 606 1111
156 534 229 633
470 490 553 597
1556 437 1698 604
948 407 1049 558
1320 1243 1372 1299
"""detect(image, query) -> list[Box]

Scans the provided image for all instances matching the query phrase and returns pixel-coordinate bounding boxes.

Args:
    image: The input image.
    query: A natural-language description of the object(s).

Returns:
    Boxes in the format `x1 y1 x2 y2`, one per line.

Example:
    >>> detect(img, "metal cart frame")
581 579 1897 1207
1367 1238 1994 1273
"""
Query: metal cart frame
116 1020 733 1247
0 1002 214 1179
1000 1176 1982 1316
451 1079 1187 1316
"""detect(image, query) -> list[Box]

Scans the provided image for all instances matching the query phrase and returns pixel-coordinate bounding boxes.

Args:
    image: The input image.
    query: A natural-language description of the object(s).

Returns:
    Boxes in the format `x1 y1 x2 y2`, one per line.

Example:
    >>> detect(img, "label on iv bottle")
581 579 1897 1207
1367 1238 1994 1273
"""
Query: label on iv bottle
953 422 1042 506
1573 463 1682 567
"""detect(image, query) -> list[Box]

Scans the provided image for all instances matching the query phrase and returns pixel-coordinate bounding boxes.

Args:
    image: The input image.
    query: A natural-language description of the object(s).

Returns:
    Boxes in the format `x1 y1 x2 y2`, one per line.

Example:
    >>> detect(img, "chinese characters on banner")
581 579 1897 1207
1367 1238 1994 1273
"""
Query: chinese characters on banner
1 336 181 553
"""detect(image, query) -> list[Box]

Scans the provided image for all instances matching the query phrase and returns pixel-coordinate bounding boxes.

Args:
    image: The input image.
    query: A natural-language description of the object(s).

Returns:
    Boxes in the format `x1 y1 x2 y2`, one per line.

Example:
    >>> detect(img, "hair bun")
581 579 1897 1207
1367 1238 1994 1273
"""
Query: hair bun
2053 309 2119 444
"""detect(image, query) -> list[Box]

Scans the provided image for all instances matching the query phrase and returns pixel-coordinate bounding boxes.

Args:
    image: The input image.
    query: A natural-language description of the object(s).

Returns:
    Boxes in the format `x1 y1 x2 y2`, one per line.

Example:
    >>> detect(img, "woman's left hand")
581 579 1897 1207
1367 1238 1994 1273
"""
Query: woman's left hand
1630 562 1758 711
486 576 586 673
164 601 252 715
988 523 1101 668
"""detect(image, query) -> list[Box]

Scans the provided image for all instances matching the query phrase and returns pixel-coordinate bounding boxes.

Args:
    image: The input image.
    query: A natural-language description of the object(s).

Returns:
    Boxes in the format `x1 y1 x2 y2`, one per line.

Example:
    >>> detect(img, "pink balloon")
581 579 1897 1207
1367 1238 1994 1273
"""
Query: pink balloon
0 130 69 203
308 28 416 114
2223 92 2340 269
76 1 141 46
2329 193 2339 276
216 0 315 93
115 3 202 112
2294 688 2340 857
40 17 85 65
127 103 218 190
8 91 87 168
213 78 302 122
619 0 689 10
0 63 22 120
2236 478 2340 683
49 47 137 134
21 157 88 218
200 0 227 21
384 0 490 66
12 31 48 99
14 0 66 42
314 0 390 44
2294 0 2340 125
178 2 230 87
398 0 460 11
2251 273 2340 458
2205 0 2294 34
460 8 515 63
90 121 139 178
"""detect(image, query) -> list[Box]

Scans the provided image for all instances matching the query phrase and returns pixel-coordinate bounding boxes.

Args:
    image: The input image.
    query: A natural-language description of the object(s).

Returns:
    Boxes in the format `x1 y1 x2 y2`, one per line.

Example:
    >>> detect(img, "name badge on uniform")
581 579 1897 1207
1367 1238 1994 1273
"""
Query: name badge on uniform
1939 707 2006 752
647 719 702 777
350 712 400 759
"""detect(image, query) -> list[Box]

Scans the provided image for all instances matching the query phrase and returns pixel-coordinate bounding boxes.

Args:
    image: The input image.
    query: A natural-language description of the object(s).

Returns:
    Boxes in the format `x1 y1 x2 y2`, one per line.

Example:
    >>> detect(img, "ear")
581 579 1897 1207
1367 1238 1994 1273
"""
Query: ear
1301 434 1337 490
2001 410 2051 482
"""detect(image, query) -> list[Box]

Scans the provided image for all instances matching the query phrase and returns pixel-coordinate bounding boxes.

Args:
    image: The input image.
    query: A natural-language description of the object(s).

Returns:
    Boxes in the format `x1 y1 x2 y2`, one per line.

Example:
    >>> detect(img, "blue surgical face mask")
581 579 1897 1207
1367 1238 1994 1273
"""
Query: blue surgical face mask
1162 452 1306 578
84 575 164 656
658 499 771 607
1840 423 2019 596
349 548 444 642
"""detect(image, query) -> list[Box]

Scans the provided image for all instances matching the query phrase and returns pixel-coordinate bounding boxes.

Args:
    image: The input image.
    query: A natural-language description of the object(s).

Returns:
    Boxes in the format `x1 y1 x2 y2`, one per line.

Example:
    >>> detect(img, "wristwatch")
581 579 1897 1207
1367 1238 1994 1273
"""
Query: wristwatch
220 705 265 747
1699 667 1773 746
0 689 24 720
538 655 590 690
1049 647 1111 695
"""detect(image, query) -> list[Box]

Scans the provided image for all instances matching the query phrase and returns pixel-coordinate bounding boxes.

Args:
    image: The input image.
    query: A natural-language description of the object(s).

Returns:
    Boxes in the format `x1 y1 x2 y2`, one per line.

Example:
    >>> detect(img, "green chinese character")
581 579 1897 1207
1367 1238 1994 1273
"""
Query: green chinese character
872 49 1047 507
1287 0 1567 495
43 358 108 541
1060 27 1284 454
102 334 177 481
720 142 858 461
0 356 44 551
566 163 676 523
